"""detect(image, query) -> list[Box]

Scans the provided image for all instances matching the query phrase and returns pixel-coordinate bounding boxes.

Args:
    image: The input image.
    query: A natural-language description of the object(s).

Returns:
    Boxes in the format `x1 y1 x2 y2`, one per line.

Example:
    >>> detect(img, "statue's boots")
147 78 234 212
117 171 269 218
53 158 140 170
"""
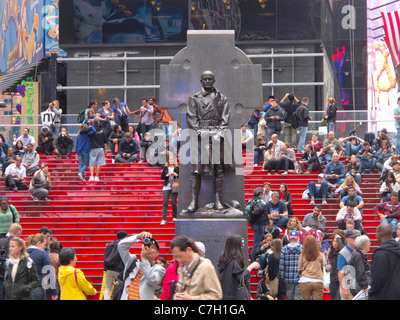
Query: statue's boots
187 174 201 212
214 175 224 210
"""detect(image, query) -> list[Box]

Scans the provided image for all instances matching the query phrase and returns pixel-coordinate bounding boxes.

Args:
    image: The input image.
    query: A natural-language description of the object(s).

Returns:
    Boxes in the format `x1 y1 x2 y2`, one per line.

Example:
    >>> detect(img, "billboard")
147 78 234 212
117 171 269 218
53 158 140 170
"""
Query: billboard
367 2 400 133
43 0 67 56
0 0 45 73
59 0 321 45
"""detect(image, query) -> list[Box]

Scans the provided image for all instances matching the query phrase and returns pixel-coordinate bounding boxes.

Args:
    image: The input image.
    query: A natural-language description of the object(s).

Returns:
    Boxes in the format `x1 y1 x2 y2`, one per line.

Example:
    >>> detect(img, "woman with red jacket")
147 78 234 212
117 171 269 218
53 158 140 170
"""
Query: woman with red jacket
160 261 180 300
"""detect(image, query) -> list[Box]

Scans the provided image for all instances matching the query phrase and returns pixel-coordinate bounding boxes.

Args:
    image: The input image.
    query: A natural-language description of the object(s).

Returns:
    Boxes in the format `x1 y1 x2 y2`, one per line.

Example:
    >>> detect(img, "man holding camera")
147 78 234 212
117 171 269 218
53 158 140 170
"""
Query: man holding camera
117 231 165 300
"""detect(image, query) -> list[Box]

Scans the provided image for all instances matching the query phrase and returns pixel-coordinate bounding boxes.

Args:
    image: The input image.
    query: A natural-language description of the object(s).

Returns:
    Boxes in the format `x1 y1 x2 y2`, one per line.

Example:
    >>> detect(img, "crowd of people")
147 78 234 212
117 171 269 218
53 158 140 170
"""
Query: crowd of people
0 93 400 301
98 226 400 301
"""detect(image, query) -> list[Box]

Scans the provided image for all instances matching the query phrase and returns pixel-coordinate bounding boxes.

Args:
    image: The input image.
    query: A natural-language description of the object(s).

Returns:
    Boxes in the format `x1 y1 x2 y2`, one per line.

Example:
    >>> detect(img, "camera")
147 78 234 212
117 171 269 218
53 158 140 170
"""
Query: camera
143 237 152 246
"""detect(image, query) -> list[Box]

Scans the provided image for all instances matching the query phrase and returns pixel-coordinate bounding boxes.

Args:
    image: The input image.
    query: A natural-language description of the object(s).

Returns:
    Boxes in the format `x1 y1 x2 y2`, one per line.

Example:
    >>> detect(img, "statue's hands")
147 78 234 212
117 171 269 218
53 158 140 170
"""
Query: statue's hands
212 134 221 142
199 131 209 138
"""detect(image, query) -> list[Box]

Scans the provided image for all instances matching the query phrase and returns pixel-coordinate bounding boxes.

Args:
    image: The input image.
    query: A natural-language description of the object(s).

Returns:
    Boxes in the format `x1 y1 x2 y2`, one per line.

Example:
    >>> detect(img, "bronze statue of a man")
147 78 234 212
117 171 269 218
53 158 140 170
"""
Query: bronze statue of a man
186 71 232 212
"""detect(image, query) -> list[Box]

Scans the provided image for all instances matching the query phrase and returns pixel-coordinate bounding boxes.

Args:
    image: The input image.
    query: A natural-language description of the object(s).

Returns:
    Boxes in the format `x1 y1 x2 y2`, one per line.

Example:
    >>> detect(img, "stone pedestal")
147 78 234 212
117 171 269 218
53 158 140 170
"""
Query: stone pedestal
175 218 249 268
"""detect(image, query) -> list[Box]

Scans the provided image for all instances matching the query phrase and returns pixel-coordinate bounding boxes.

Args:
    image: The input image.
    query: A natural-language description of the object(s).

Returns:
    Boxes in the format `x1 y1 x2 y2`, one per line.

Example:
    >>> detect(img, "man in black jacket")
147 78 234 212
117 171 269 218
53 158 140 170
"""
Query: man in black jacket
36 127 54 155
298 143 321 173
54 127 74 159
280 93 300 147
265 100 285 142
89 119 108 182
369 223 400 300
250 187 267 262
296 97 312 153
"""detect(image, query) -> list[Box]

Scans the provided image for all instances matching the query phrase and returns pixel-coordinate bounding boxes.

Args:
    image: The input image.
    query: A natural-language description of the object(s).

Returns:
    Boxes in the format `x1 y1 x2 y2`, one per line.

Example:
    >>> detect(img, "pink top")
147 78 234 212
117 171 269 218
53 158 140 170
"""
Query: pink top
336 206 362 221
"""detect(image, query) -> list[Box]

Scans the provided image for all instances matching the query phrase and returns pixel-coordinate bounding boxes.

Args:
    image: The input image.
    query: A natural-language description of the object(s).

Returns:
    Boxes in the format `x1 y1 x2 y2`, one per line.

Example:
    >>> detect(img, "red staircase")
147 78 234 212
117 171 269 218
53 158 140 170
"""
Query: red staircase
0 151 381 299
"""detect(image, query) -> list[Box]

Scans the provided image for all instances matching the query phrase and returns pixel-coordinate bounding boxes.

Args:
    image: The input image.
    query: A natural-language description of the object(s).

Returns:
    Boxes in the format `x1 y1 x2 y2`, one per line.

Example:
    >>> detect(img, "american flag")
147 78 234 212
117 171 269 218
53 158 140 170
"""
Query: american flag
381 10 400 67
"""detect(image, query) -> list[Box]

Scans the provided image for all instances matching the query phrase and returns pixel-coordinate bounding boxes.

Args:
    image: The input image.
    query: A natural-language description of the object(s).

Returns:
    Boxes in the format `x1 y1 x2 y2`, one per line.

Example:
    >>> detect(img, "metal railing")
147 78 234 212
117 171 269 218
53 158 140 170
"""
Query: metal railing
56 50 326 100
0 110 395 149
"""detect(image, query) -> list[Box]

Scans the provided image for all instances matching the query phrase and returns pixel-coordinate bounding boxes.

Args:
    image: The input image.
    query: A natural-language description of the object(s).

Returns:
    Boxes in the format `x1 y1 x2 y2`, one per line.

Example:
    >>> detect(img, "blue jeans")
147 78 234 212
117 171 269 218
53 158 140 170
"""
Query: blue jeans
381 217 399 233
325 153 333 162
345 142 362 158
308 181 329 198
360 158 376 171
250 224 265 262
396 128 400 155
254 150 265 164
141 123 153 136
273 216 289 228
31 286 45 300
258 253 268 270
247 123 258 138
328 122 335 134
161 124 170 139
327 178 345 186
78 152 89 176
267 127 281 142
297 126 308 153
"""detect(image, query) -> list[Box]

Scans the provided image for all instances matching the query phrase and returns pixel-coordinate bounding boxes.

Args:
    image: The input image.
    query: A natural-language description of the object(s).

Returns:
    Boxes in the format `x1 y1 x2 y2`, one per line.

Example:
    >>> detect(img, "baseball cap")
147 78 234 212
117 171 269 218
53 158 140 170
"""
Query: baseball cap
289 230 299 239
145 237 160 251
318 174 325 178
116 231 128 240
345 229 361 238
381 128 388 133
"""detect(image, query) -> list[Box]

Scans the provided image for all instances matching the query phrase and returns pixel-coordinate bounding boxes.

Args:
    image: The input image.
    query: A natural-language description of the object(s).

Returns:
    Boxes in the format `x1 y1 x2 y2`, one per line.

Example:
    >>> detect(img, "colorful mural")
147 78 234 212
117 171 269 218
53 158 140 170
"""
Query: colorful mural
0 0 44 73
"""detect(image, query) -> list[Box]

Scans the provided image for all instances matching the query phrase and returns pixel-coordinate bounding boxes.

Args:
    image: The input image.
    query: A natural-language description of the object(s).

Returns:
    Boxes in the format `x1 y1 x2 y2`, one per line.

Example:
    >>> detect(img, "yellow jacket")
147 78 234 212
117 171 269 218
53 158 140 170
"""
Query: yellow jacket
58 265 97 300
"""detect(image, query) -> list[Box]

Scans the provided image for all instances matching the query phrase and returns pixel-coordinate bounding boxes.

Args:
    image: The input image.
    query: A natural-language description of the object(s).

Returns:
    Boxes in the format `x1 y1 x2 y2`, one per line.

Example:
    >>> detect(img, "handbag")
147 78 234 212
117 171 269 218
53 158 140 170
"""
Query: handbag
237 275 251 300
74 269 96 300
171 179 179 193
269 276 279 298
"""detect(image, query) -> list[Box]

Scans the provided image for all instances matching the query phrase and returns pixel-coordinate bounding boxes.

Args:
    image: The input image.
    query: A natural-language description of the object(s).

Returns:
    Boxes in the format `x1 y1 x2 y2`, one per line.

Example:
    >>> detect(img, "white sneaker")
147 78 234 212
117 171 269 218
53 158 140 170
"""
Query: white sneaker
78 173 85 182
89 176 94 182
160 220 167 225
173 218 177 222
94 176 100 182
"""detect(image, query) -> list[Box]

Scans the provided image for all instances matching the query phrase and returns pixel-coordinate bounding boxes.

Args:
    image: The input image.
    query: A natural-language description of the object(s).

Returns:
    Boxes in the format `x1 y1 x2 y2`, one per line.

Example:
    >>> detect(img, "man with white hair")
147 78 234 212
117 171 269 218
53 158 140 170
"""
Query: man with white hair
347 235 370 297
195 241 206 257
337 229 361 300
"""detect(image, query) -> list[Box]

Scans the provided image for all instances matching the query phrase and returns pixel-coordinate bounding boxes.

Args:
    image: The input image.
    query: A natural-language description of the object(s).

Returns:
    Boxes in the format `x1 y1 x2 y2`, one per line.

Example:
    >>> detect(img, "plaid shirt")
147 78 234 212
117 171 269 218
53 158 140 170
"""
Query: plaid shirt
279 243 303 283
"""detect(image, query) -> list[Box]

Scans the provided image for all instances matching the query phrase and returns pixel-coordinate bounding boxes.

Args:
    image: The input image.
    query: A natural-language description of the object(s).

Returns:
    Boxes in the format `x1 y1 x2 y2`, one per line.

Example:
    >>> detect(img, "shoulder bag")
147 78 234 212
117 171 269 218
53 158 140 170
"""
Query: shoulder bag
171 178 179 193
237 273 251 300
74 268 96 300
111 258 138 300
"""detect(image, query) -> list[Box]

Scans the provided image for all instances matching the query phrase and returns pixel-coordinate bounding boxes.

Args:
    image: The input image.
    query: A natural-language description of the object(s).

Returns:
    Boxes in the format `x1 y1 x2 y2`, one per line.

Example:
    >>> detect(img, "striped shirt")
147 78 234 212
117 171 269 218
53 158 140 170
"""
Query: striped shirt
127 270 143 300
0 205 19 234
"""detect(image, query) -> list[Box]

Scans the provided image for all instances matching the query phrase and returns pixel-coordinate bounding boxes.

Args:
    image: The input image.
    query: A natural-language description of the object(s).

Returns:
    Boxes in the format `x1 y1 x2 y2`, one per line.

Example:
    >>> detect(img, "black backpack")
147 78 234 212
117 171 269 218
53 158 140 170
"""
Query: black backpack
116 104 128 122
77 109 86 123
103 240 124 273
244 198 258 224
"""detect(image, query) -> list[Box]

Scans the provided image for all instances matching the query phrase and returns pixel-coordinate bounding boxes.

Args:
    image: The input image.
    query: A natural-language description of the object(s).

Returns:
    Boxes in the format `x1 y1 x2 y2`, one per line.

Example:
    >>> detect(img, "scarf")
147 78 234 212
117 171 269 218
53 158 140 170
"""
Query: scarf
8 256 20 282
